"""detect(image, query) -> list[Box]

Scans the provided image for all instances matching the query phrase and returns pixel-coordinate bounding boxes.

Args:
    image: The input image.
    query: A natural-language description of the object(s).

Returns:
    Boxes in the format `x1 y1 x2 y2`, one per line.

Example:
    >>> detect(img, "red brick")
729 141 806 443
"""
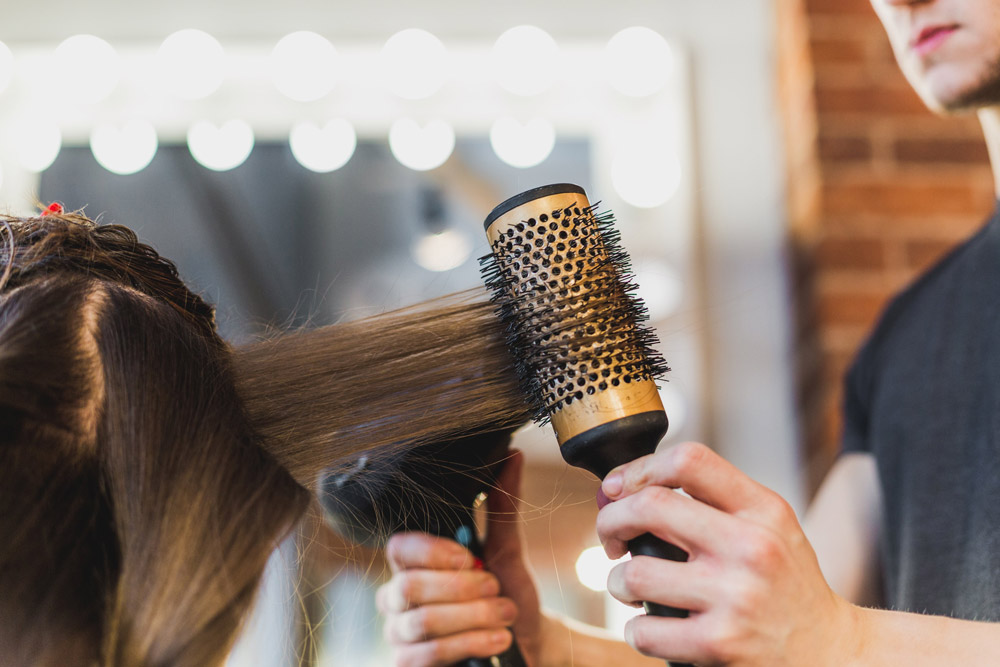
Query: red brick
805 0 874 15
810 36 868 65
822 180 985 218
815 83 931 115
893 138 990 164
818 133 872 162
905 239 960 272
815 237 885 269
817 291 889 328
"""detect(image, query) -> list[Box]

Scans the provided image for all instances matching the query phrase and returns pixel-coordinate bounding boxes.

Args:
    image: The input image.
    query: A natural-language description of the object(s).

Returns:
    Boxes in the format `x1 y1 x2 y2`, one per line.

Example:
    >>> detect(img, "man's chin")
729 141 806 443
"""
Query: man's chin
920 68 1000 113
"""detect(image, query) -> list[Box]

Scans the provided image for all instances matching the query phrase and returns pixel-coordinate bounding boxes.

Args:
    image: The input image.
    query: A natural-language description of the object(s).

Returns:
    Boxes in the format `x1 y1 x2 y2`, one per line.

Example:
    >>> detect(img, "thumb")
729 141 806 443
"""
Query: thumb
484 448 525 562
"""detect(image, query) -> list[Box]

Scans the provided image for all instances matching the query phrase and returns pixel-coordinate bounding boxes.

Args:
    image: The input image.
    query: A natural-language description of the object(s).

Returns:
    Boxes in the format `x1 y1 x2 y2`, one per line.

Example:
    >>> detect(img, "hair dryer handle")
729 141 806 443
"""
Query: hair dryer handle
452 524 528 667
627 532 694 667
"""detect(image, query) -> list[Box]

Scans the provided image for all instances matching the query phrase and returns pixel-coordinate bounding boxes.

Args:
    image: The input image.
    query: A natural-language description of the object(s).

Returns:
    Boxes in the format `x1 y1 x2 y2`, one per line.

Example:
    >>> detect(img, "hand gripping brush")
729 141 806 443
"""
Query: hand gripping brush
480 183 692 667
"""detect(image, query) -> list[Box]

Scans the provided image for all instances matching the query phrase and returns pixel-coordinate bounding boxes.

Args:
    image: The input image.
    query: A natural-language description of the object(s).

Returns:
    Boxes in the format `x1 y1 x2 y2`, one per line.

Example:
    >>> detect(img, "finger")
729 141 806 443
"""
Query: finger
385 532 477 573
597 484 737 558
384 597 518 644
606 557 712 612
485 449 524 559
391 629 513 667
604 442 769 517
376 569 501 613
623 615 700 664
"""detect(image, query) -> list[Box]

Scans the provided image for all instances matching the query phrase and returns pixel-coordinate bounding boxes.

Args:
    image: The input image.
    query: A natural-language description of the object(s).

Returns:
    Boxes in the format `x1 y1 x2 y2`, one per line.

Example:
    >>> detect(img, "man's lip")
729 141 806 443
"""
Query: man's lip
912 24 959 50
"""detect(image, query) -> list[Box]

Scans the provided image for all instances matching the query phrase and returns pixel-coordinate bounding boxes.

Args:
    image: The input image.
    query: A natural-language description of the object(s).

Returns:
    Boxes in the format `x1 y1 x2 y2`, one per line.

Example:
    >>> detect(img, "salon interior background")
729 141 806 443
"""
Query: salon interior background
1 0 991 665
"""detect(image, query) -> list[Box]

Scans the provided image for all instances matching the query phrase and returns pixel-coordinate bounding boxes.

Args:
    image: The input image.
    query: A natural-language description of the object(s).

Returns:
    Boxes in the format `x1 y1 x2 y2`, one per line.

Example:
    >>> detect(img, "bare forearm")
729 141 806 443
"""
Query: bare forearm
538 611 662 667
850 606 1000 666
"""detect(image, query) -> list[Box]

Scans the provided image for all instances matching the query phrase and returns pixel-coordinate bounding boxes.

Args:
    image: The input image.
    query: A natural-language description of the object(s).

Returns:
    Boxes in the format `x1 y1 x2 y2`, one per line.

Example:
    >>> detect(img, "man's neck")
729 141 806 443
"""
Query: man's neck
978 108 1000 199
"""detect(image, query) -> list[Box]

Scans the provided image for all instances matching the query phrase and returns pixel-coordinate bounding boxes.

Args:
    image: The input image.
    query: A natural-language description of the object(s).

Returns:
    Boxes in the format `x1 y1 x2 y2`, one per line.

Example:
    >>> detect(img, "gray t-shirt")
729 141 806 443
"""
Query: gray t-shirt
842 205 1000 620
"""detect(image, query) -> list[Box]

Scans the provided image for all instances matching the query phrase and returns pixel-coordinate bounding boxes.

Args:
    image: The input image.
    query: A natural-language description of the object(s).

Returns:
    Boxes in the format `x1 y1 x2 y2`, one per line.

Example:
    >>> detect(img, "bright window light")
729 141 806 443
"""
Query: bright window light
658 383 687 439
157 29 226 100
289 119 356 172
611 142 682 208
412 229 472 272
604 27 674 98
388 118 454 171
271 31 339 102
634 259 684 321
576 546 628 592
90 120 158 175
187 119 254 171
491 25 558 96
489 117 555 168
380 29 448 100
15 120 61 173
54 35 120 104
0 41 13 95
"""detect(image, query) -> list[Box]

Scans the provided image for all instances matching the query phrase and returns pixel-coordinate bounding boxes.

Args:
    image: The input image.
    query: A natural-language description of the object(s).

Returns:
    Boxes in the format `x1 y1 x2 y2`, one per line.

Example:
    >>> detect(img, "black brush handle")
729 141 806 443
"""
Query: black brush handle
452 523 528 667
628 533 693 667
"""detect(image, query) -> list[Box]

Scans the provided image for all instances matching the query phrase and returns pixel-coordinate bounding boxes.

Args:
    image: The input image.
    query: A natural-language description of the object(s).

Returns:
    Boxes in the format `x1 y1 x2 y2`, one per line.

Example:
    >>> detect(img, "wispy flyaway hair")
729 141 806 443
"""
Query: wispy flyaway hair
0 212 530 666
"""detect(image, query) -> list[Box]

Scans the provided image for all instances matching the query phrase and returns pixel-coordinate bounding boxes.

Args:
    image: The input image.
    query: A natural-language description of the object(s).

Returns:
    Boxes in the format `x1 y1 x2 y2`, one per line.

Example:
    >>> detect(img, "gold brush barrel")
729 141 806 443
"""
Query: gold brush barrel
482 183 668 476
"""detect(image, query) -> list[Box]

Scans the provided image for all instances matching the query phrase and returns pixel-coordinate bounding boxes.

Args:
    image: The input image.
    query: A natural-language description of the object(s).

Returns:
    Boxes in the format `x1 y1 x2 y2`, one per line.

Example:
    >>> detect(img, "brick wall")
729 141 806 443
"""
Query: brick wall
777 0 995 492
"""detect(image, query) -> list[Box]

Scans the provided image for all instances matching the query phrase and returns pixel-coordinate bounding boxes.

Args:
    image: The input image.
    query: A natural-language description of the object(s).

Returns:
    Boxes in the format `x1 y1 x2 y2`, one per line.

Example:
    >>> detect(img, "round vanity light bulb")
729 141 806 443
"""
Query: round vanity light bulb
271 31 339 102
380 29 448 100
491 25 558 96
157 29 226 100
90 120 158 175
604 27 674 97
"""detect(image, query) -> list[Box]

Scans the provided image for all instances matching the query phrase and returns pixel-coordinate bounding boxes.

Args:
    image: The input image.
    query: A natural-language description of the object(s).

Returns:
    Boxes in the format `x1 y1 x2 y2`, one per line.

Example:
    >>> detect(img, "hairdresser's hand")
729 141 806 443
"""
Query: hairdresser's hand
597 442 862 666
377 450 544 667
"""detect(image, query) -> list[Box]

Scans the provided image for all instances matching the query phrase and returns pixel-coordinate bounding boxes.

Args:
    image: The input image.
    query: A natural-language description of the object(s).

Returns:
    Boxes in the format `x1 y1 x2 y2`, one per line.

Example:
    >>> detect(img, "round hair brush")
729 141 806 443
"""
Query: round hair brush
480 183 692 667
319 430 528 667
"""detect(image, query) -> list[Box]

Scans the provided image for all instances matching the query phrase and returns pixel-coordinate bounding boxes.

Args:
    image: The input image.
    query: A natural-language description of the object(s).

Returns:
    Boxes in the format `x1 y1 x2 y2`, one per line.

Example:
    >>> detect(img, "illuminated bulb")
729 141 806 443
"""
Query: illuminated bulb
489 117 555 168
611 142 681 208
575 546 628 593
90 120 158 175
412 229 471 272
271 31 339 102
491 25 558 96
0 41 13 95
634 259 683 321
187 119 254 171
658 383 687 439
289 119 356 172
15 120 62 173
388 118 454 171
380 29 448 100
157 29 226 100
604 27 673 97
54 35 120 104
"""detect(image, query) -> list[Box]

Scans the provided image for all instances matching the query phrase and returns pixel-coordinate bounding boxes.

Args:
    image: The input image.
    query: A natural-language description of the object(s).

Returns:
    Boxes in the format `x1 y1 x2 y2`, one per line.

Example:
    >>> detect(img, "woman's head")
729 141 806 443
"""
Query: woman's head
0 212 309 666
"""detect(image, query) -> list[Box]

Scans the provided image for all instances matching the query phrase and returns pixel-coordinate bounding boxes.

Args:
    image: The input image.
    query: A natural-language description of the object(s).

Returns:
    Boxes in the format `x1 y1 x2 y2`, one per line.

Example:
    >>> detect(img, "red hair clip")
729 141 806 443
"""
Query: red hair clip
40 202 64 217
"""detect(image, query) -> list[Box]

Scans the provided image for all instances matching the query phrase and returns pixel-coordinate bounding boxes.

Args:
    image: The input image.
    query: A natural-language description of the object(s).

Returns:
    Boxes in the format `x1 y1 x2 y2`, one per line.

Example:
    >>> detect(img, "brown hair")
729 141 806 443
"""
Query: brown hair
0 212 530 666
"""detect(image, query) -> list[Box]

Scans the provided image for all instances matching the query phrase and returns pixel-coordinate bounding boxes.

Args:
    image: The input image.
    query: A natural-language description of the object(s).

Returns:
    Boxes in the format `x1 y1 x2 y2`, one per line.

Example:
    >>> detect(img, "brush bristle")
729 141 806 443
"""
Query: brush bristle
479 201 669 424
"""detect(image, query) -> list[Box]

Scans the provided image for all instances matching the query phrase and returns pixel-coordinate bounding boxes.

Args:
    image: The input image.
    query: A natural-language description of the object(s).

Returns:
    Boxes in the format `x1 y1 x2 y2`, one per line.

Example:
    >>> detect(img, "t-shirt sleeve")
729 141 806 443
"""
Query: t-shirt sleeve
840 344 873 455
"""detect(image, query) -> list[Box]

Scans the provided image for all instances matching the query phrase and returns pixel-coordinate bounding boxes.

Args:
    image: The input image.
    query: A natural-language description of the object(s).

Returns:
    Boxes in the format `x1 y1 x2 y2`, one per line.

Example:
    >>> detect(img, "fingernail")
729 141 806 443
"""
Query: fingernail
604 471 623 498
481 577 500 596
499 601 517 623
491 629 510 645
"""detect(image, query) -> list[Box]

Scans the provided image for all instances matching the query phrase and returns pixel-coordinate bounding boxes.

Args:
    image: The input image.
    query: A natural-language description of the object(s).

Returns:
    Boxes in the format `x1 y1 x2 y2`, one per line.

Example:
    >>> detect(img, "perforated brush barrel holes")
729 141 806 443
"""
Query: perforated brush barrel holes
481 186 668 444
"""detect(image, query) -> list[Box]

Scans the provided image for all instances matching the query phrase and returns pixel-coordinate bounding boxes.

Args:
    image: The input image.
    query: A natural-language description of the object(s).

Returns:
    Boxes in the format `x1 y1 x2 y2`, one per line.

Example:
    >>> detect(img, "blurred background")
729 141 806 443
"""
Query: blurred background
0 0 993 664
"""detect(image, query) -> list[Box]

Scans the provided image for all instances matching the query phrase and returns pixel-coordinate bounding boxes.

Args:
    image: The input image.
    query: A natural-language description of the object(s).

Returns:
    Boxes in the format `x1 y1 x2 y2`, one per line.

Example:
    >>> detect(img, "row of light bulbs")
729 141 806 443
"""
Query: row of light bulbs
0 116 683 209
0 26 674 104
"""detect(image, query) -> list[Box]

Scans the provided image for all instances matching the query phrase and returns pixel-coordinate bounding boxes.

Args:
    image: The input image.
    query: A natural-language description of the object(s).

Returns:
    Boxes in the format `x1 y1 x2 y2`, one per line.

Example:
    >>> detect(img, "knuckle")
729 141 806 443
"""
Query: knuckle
670 441 709 476
737 526 783 571
621 560 647 598
627 620 657 656
404 607 431 642
701 618 739 663
634 485 672 517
